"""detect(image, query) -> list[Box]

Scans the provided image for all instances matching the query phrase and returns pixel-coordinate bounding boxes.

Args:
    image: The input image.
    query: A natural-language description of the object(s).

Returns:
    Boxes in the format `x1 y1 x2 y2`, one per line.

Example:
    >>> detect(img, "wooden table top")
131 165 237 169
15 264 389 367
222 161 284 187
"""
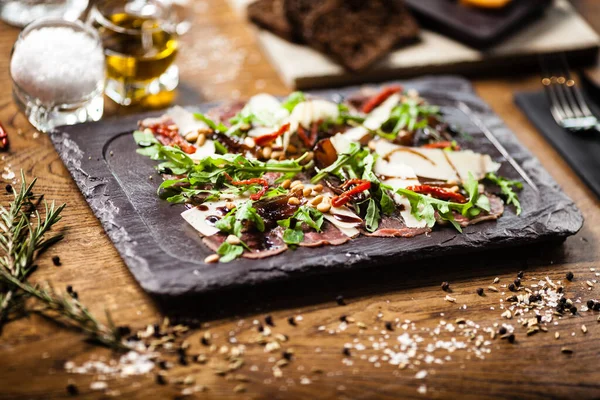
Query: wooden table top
1 1 600 399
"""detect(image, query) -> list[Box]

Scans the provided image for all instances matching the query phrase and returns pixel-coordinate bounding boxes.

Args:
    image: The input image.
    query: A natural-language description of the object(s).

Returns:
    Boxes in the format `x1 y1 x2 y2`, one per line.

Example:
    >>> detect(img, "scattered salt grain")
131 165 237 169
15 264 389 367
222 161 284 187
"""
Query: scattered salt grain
415 370 428 379
11 27 104 104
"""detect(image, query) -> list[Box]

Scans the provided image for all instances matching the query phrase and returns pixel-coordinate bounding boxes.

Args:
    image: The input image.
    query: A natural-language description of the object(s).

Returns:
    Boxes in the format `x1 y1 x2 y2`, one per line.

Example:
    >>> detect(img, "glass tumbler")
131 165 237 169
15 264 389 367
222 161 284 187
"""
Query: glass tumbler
10 17 105 132
0 0 89 28
89 0 180 107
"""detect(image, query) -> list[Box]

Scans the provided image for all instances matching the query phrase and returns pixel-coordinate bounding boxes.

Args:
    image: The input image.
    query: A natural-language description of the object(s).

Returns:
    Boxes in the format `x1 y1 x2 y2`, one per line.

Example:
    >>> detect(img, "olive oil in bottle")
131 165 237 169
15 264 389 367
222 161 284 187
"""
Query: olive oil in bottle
95 11 179 106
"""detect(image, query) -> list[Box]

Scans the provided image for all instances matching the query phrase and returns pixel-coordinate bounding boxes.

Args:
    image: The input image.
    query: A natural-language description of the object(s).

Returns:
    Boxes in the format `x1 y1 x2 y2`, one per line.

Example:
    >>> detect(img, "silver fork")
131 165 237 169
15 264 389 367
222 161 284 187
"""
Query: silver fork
539 54 599 133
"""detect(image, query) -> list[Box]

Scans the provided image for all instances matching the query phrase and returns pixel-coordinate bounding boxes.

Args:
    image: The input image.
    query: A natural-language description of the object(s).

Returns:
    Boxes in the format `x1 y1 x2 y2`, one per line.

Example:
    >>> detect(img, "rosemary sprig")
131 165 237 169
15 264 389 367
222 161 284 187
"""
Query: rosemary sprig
0 172 128 351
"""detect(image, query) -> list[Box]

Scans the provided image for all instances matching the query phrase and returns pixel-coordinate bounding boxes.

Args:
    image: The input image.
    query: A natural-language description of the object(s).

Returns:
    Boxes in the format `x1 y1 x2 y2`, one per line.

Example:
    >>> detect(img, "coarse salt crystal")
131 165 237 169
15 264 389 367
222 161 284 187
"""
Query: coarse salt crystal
11 27 104 104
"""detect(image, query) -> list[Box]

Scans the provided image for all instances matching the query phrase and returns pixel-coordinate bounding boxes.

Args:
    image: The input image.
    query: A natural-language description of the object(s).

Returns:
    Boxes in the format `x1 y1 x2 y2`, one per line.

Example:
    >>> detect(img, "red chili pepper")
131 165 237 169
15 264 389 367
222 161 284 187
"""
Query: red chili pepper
407 185 467 203
361 85 403 114
254 123 291 147
296 121 320 148
421 141 460 151
150 123 196 154
223 173 269 201
0 122 9 152
332 179 371 207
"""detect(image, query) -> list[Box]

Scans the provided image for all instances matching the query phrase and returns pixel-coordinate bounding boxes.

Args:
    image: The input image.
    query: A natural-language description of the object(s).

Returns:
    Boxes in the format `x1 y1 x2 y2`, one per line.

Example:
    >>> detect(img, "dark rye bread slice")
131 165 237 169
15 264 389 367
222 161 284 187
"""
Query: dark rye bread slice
247 0 295 42
303 0 420 71
283 0 328 42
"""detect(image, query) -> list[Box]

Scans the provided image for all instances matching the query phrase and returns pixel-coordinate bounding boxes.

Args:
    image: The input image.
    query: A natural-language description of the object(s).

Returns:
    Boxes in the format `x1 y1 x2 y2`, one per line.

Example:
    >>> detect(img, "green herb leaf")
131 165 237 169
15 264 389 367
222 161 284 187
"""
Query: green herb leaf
364 198 380 232
217 242 245 263
193 113 228 132
395 172 487 232
311 142 362 183
282 228 304 245
485 173 523 215
281 91 306 113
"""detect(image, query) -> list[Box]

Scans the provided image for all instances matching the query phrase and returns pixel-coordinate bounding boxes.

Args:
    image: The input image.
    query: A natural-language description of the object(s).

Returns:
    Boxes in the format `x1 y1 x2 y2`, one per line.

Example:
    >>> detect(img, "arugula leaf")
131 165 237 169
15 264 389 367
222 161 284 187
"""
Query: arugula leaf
311 142 362 183
193 113 228 132
234 201 265 236
282 228 304 245
485 173 523 215
133 130 161 158
395 172 488 232
281 91 305 113
217 242 244 263
377 99 440 140
364 198 381 232
277 205 324 245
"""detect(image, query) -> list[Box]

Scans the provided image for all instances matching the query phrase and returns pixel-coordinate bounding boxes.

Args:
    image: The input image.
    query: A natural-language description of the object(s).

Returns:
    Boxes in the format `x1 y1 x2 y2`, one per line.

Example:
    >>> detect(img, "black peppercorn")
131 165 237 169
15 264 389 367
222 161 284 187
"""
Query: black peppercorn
499 326 507 335
5 184 13 193
513 279 521 288
158 360 169 370
529 295 536 303
342 347 351 357
66 285 73 293
476 288 484 296
283 351 293 361
385 321 394 331
336 295 346 306
507 334 515 343
156 372 167 385
66 383 78 396
52 255 61 266
587 300 595 309
508 283 516 292
566 271 574 281
340 315 347 322
557 286 564 293
559 297 567 305
200 336 210 346
594 302 600 311
517 271 524 279
265 315 275 327
570 306 578 315
117 326 131 337
287 316 297 326
178 354 188 366
441 281 450 291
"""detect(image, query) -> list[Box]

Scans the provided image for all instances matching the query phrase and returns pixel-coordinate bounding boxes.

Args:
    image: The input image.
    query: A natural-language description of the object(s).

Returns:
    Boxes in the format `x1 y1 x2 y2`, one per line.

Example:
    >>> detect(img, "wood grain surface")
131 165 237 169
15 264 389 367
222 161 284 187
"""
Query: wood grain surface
1 1 599 399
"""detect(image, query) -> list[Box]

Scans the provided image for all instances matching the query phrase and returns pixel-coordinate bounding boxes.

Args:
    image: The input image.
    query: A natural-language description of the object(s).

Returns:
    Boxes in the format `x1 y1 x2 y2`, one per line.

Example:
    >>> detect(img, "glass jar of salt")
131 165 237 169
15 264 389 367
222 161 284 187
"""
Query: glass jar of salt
10 17 105 132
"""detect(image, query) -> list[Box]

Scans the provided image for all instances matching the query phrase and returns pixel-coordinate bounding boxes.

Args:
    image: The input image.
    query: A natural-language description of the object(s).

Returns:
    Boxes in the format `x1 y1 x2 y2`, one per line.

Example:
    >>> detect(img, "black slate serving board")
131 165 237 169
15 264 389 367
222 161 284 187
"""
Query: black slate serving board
403 0 552 49
51 77 583 298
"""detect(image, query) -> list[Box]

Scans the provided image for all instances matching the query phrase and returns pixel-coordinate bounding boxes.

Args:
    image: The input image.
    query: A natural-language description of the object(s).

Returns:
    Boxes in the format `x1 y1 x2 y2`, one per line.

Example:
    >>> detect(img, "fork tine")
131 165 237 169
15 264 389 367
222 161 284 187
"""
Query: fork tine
558 53 594 117
540 55 566 123
554 54 584 118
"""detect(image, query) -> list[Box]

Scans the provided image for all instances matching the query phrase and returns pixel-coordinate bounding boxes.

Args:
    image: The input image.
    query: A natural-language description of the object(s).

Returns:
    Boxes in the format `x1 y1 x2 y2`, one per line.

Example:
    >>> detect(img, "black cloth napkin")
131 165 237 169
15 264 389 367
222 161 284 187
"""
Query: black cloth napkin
514 90 600 199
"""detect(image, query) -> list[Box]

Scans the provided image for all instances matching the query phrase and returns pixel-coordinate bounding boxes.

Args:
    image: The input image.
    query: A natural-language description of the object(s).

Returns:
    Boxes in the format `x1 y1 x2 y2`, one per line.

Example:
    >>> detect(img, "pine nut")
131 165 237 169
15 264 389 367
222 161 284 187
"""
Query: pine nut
204 254 220 264
303 187 312 197
291 180 303 188
313 184 324 193
244 137 256 148
310 195 324 206
288 197 301 205
281 179 291 189
271 151 283 160
262 146 272 159
226 235 241 245
225 202 236 210
185 131 199 143
196 133 206 146
291 184 304 193
317 202 331 213
287 144 297 154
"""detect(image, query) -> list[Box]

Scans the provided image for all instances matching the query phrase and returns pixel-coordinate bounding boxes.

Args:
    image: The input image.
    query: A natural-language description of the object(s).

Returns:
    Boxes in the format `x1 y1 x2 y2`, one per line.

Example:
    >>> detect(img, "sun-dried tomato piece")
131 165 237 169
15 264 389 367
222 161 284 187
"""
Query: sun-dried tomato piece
332 179 371 207
224 173 269 201
149 123 196 154
406 185 467 203
254 123 291 147
361 85 403 114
